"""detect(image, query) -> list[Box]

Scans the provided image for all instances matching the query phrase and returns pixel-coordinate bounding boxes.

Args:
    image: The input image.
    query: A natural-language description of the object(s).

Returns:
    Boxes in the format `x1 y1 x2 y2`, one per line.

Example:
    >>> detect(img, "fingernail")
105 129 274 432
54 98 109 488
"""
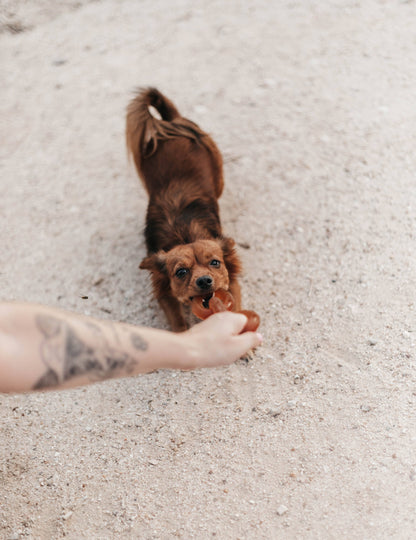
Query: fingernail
256 332 263 343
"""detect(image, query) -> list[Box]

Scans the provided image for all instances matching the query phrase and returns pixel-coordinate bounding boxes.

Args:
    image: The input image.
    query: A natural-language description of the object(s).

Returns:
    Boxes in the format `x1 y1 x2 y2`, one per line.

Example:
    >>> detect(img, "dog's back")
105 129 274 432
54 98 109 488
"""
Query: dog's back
126 88 224 199
126 88 227 253
126 89 242 329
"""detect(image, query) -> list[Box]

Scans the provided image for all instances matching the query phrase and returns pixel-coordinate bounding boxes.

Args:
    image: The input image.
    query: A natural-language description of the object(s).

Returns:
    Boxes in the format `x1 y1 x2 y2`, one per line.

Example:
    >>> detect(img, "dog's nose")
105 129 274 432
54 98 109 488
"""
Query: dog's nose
196 275 213 290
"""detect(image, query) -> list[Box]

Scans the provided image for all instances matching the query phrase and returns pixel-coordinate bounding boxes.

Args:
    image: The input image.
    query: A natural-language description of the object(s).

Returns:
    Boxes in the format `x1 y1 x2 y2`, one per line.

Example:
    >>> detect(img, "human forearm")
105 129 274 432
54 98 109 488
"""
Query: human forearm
0 303 188 393
0 303 262 393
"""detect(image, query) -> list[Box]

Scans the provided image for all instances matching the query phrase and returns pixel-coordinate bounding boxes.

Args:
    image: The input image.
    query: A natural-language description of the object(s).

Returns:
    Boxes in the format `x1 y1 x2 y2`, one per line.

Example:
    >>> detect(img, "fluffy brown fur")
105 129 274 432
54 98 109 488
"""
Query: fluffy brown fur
126 87 241 331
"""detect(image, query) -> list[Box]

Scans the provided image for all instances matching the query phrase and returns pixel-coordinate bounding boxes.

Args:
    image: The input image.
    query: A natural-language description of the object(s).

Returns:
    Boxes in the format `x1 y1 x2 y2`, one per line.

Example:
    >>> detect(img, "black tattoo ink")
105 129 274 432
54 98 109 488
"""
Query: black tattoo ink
63 328 102 379
130 332 148 352
33 369 59 390
33 314 137 390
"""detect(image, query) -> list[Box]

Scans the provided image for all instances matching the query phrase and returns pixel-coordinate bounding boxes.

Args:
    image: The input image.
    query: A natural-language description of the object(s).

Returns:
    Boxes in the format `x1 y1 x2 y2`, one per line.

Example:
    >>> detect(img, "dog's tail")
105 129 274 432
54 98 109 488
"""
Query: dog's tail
126 87 206 176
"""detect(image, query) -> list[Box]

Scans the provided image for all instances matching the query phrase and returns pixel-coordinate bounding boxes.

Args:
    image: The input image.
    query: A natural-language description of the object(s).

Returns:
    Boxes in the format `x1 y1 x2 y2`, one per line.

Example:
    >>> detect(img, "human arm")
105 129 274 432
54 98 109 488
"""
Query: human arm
0 302 262 393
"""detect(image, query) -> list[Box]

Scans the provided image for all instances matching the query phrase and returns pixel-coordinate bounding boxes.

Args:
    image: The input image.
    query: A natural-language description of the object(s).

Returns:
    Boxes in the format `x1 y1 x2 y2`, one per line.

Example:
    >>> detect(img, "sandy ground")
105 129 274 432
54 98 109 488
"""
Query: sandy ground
1 0 416 538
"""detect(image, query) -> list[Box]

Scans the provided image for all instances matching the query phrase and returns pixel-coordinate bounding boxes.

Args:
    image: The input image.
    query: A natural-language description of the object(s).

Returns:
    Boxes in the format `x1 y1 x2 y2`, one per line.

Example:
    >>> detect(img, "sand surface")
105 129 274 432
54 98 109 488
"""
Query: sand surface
1 1 416 538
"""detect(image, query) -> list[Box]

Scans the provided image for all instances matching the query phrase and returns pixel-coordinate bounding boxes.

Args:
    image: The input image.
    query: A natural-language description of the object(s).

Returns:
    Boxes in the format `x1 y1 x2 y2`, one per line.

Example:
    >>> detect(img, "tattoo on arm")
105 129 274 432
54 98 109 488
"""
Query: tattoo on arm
33 314 148 390
130 332 148 351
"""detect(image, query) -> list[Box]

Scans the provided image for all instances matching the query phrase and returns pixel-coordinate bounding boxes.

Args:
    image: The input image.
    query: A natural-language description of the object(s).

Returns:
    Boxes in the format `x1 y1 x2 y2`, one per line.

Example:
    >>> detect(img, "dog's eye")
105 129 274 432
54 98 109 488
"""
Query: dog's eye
209 259 221 267
175 268 189 279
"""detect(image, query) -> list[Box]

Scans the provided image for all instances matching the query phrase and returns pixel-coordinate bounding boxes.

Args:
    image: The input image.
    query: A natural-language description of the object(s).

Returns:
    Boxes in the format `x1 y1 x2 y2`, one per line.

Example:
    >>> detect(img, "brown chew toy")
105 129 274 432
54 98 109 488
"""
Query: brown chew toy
191 289 260 333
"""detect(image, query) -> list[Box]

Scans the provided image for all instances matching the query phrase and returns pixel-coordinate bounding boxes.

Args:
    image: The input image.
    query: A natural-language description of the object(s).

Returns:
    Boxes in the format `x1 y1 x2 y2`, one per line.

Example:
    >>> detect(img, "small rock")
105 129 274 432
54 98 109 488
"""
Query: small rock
262 78 277 87
62 511 73 520
276 505 288 516
368 340 377 346
194 105 208 115
52 59 67 66
360 405 372 413
238 241 251 249
148 459 158 466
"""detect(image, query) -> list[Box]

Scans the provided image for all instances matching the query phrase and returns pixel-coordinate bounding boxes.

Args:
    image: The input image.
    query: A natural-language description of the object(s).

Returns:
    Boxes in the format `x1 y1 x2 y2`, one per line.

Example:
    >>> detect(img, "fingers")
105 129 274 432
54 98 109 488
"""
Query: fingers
221 311 249 335
231 330 263 360
209 312 263 360
201 311 248 334
187 312 263 368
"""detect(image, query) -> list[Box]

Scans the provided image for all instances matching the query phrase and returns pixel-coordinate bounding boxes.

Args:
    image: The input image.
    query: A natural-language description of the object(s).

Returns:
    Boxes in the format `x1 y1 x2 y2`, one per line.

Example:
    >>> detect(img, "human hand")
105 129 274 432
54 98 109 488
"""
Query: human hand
180 311 263 370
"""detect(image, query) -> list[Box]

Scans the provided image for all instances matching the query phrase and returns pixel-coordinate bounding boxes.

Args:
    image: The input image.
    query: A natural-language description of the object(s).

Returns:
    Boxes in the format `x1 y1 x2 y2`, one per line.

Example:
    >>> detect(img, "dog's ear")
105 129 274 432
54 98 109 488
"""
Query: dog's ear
219 236 235 254
218 237 242 279
139 251 167 273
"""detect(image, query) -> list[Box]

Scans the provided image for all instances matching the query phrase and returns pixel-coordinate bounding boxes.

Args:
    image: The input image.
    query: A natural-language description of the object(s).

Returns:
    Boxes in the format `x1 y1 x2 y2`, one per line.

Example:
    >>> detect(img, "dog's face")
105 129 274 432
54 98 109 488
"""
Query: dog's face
140 238 240 304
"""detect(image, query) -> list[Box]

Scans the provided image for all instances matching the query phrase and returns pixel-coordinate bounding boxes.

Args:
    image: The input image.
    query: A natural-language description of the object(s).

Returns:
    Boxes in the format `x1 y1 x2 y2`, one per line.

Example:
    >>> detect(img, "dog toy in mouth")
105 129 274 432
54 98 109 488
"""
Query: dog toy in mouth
191 289 260 333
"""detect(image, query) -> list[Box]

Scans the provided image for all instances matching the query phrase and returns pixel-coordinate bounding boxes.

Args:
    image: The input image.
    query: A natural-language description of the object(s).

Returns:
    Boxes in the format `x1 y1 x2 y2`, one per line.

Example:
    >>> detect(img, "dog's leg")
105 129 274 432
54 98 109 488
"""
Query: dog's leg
229 279 242 312
158 296 188 332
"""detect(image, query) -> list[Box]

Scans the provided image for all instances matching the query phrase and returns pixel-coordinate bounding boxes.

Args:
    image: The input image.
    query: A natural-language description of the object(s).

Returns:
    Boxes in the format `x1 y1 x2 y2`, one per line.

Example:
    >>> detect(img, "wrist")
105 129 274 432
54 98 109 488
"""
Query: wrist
162 330 198 371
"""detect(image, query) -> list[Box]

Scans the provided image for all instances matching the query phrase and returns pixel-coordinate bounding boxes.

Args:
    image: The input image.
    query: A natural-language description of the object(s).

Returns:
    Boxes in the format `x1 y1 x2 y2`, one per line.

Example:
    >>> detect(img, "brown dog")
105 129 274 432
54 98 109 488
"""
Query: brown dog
126 88 241 331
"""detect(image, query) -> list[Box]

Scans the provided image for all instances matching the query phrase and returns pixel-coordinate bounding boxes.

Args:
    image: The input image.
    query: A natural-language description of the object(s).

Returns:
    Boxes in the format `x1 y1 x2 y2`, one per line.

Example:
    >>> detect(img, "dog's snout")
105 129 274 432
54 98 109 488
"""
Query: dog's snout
196 275 213 290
